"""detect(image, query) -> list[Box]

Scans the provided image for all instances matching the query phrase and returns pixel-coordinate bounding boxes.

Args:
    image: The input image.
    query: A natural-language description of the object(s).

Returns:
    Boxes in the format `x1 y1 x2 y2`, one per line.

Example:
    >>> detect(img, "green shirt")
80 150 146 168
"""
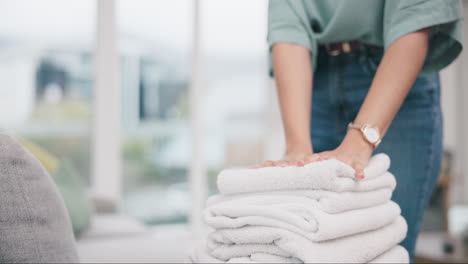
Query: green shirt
268 0 464 75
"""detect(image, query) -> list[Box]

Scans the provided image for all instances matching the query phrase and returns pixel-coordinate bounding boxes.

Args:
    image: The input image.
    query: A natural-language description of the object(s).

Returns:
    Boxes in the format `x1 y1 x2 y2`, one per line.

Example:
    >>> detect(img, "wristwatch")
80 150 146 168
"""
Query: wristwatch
347 122 381 148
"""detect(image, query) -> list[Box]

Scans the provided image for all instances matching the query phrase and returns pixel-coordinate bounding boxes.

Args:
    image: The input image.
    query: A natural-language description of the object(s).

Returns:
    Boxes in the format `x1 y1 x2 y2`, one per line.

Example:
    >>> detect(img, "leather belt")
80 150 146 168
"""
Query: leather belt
320 41 379 56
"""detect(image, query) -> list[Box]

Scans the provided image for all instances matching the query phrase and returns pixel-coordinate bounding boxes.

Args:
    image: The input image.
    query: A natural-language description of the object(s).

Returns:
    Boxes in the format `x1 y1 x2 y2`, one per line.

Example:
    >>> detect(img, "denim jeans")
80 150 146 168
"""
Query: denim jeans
311 46 442 260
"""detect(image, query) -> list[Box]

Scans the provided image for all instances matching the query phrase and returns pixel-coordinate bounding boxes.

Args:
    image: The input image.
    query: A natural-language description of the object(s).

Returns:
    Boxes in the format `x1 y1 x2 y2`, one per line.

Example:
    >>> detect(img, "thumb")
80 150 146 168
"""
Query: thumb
353 161 366 180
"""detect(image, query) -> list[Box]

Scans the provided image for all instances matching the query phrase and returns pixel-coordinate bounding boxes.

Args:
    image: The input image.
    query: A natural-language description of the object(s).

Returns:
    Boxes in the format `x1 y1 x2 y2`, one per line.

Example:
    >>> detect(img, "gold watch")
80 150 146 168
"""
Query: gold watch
347 122 381 148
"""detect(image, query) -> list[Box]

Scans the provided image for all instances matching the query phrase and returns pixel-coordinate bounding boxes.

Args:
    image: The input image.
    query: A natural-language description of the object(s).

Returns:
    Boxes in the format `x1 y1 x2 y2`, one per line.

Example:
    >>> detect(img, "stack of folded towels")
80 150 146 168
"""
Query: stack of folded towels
190 153 409 263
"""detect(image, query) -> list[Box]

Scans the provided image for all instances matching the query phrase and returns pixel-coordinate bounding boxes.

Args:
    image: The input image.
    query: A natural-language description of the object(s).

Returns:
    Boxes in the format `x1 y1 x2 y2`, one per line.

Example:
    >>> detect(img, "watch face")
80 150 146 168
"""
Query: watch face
363 126 380 143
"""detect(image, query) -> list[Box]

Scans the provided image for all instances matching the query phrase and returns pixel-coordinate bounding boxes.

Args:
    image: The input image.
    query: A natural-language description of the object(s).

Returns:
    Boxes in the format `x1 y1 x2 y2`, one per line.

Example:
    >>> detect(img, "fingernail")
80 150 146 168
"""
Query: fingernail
357 174 365 179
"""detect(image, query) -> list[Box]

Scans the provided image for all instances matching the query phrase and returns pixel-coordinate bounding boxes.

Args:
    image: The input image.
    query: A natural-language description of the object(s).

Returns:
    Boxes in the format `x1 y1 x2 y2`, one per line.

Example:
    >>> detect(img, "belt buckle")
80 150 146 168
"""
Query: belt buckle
342 42 351 53
325 44 341 56
325 42 351 56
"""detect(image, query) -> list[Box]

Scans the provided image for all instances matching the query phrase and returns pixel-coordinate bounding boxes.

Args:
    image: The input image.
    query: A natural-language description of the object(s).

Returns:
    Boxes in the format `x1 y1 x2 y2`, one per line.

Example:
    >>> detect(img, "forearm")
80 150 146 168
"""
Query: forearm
353 29 430 138
314 29 431 177
272 43 313 154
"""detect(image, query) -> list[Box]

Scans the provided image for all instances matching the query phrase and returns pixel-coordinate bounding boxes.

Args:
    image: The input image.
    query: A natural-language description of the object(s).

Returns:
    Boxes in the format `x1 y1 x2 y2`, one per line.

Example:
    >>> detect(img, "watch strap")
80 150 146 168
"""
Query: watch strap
347 122 381 148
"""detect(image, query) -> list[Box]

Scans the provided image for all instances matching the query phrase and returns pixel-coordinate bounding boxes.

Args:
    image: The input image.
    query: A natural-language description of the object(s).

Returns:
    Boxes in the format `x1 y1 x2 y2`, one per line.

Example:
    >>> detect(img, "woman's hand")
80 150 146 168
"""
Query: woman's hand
252 129 373 179
252 150 323 169
314 130 373 179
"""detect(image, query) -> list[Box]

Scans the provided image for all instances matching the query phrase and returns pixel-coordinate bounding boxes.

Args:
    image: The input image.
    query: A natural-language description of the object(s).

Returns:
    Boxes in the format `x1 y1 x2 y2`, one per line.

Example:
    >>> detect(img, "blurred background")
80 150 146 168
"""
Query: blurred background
0 0 467 263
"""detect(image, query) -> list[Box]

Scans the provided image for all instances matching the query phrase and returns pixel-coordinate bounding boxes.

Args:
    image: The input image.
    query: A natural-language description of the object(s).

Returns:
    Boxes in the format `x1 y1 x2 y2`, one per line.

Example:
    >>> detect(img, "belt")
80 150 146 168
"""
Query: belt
320 41 379 56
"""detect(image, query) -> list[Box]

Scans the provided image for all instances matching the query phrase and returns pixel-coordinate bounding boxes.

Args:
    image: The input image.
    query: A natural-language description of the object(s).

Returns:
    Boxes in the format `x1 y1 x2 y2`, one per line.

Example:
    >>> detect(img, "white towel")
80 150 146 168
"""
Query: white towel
231 247 409 264
204 198 400 242
207 187 394 214
217 154 392 195
206 216 407 263
189 245 408 263
190 248 302 264
189 243 301 264
189 245 220 263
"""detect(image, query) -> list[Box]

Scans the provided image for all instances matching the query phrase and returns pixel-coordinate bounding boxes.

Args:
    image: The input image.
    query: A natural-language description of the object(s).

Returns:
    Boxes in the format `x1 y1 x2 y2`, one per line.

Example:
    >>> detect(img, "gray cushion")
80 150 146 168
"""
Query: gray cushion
0 134 79 263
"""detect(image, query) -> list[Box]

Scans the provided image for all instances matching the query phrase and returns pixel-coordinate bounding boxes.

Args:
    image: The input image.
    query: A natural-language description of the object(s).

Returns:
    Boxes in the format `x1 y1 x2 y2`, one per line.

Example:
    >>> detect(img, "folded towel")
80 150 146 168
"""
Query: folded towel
206 216 407 263
228 247 409 264
217 154 392 195
204 198 400 242
191 250 302 264
189 243 302 264
239 253 302 263
190 244 408 263
189 244 220 263
207 187 394 214
369 246 409 263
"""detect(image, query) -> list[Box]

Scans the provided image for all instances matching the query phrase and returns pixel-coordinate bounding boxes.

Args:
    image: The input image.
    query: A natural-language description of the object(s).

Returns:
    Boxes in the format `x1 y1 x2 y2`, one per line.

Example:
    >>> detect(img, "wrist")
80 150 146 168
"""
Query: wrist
341 129 374 154
286 141 313 155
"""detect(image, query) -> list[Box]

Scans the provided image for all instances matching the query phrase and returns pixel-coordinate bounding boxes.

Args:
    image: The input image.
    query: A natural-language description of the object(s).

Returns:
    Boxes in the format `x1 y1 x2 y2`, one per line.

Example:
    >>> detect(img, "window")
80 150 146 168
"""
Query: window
1 0 272 228
117 0 193 224
117 0 270 225
200 0 269 193
0 0 95 184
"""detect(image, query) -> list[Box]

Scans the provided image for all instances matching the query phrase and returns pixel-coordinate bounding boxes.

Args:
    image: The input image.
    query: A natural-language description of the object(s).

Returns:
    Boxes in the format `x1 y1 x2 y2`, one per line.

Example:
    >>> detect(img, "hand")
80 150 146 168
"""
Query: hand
251 130 374 179
314 129 374 179
252 147 323 169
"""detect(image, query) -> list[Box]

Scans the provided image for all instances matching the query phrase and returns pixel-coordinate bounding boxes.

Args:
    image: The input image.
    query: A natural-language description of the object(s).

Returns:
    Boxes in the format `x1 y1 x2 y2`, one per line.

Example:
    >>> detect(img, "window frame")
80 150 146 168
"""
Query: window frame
92 0 208 232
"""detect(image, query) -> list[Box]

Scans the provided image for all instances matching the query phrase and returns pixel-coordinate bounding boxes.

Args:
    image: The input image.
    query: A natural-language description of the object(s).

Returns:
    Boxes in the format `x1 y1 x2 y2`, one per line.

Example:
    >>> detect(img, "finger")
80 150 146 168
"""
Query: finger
296 160 305 167
276 160 289 167
353 162 366 179
320 154 335 161
304 154 321 164
287 160 297 167
258 160 275 168
316 151 334 161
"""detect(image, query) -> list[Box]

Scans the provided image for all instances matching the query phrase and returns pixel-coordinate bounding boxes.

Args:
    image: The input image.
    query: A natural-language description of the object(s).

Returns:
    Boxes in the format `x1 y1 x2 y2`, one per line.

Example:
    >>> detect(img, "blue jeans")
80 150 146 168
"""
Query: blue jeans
311 46 442 260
